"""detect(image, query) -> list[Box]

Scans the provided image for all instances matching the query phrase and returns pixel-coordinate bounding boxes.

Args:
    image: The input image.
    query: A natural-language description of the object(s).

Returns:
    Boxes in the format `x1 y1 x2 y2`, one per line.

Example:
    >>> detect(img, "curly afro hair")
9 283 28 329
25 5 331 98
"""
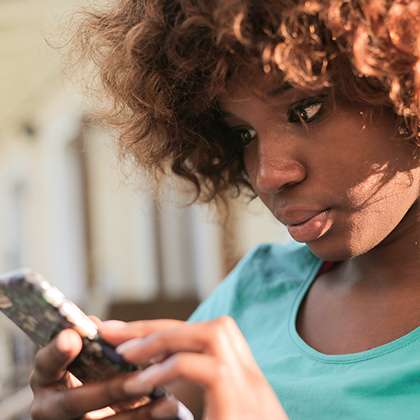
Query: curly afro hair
70 0 420 203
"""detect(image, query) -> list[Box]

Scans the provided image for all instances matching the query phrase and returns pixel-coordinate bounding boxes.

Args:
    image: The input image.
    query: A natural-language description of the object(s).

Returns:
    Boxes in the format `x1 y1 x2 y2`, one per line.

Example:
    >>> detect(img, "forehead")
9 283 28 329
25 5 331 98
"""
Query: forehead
218 73 318 116
219 65 329 106
224 68 286 98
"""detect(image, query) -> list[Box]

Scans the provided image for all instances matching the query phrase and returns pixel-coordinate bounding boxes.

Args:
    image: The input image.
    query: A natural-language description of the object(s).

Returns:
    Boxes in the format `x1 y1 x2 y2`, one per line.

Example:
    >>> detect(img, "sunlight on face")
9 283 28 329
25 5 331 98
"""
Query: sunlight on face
219 77 420 261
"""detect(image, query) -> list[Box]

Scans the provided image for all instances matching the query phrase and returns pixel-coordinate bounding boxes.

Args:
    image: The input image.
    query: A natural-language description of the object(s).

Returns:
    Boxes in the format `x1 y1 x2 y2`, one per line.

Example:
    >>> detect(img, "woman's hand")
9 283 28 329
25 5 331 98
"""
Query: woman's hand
29 320 182 419
100 316 289 420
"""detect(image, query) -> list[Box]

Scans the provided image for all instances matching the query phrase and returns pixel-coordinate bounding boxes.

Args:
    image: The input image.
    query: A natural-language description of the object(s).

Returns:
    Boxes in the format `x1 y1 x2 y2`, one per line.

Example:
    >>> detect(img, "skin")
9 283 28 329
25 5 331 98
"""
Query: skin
29 72 420 417
30 317 287 419
219 74 420 354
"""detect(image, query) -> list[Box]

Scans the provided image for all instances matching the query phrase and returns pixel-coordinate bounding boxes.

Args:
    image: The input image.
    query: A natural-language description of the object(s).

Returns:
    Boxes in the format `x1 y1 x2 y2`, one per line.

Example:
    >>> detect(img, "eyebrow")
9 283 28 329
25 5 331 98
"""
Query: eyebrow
267 82 293 97
219 110 241 122
219 82 294 121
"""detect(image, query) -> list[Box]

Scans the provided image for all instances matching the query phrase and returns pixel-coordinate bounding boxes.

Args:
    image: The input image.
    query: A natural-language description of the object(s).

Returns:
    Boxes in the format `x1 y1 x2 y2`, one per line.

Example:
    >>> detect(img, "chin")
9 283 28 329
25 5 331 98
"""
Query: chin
305 241 352 262
303 227 379 262
300 207 404 261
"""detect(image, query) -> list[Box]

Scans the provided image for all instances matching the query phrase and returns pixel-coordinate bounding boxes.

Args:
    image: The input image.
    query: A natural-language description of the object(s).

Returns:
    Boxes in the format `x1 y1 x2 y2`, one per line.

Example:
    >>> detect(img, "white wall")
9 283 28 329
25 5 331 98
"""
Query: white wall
35 93 88 303
232 196 291 256
83 126 161 309
158 196 224 300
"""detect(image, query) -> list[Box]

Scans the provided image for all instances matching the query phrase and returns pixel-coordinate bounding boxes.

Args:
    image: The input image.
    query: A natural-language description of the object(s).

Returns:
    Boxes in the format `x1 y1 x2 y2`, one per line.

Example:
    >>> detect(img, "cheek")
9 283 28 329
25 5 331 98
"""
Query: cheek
242 144 259 183
348 168 419 220
344 163 395 207
327 169 419 258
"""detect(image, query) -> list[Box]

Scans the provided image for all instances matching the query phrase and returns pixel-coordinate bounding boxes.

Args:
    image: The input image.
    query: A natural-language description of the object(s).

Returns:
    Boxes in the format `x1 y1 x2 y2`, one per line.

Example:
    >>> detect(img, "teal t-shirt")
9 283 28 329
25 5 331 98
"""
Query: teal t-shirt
188 241 420 419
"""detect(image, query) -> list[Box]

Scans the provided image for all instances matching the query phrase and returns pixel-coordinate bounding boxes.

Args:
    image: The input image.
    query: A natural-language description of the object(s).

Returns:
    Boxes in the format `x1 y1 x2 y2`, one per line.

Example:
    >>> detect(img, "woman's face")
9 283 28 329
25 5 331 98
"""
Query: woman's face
219 76 420 261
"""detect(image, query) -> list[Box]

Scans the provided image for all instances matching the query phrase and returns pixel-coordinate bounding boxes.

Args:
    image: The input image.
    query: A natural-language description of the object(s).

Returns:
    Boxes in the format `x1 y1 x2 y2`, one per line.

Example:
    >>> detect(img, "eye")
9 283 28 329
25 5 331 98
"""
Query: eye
231 126 257 147
287 96 326 124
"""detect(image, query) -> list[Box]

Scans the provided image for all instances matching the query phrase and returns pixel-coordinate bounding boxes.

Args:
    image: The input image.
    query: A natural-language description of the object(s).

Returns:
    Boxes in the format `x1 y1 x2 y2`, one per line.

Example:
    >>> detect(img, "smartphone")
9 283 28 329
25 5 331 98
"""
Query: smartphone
0 268 166 404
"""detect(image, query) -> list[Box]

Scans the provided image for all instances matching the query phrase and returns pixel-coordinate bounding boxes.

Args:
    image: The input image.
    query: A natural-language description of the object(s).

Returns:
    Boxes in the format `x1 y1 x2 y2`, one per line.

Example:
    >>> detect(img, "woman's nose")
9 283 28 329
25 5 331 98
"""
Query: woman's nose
254 151 306 194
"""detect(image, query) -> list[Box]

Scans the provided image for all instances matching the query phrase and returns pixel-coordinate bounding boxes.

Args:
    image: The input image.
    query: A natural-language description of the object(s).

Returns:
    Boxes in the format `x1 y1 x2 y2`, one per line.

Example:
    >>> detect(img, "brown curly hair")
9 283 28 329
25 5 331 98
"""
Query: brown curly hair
70 0 420 203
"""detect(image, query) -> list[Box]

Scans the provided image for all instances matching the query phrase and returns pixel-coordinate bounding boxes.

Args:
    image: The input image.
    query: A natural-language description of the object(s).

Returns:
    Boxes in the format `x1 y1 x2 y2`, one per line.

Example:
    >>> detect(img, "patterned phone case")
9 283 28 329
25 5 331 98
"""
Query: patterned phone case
0 269 166 404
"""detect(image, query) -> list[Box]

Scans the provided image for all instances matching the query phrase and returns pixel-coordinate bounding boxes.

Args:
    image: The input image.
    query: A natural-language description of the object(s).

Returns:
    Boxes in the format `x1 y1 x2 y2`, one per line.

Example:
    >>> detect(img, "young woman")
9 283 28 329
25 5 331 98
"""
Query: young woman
30 1 420 419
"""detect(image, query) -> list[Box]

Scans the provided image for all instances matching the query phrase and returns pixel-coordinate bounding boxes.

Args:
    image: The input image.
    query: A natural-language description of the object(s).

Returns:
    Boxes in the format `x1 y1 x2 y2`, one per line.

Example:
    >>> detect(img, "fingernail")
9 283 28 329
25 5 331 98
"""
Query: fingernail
56 330 80 353
100 320 126 330
116 338 145 355
123 366 158 395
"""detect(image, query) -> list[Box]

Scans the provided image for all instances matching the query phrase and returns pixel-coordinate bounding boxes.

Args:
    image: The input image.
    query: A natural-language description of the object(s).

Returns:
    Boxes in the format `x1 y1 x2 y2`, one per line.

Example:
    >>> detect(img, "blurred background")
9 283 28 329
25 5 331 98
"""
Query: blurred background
0 1 290 418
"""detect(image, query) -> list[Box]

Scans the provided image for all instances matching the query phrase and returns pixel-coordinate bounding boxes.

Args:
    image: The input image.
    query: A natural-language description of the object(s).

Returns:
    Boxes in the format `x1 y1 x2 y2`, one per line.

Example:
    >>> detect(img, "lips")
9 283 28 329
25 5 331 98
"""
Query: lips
275 207 334 242
277 207 330 226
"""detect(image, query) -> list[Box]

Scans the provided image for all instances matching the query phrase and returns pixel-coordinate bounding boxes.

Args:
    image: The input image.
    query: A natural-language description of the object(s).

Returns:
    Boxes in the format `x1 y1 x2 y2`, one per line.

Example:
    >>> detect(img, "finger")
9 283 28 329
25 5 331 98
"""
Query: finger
48 371 83 392
107 397 179 420
99 319 184 346
115 323 222 365
65 372 83 388
210 316 257 367
110 394 157 413
100 404 154 420
149 396 180 419
207 315 256 366
89 315 102 327
123 353 219 395
115 319 254 376
33 371 153 420
32 396 116 420
30 329 82 388
101 397 180 420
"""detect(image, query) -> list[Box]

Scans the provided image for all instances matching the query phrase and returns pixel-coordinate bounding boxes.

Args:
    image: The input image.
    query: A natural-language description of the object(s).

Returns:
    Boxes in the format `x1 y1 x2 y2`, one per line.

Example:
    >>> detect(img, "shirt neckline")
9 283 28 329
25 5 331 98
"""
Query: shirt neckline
288 249 420 364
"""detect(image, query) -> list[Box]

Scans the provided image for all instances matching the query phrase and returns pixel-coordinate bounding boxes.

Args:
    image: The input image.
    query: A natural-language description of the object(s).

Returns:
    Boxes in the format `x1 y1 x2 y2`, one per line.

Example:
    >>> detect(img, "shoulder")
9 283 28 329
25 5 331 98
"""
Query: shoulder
188 241 320 323
234 240 318 281
233 241 320 299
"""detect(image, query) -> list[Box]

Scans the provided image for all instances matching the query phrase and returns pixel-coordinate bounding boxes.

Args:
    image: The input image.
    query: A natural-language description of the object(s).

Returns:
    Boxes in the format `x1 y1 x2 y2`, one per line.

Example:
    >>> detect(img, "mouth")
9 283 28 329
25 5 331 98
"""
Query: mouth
286 208 333 242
